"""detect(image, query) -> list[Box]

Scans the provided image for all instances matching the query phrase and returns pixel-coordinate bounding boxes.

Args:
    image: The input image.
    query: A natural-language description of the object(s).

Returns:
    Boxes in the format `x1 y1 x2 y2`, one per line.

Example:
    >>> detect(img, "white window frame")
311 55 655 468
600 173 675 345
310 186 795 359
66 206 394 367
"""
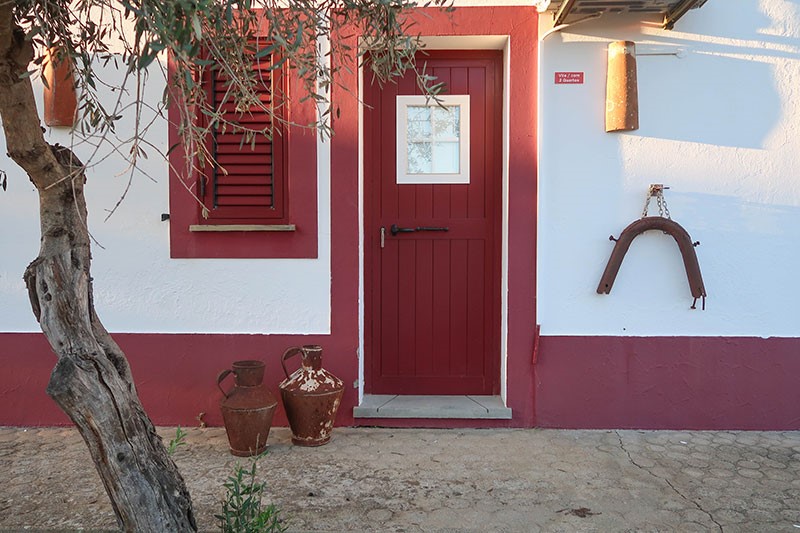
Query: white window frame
396 94 470 184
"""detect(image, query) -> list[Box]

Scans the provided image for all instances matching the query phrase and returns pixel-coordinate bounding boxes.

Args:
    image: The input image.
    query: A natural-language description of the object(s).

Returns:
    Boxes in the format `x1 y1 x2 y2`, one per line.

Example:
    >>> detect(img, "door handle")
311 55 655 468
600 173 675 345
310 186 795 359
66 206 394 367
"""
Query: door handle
390 224 449 236
390 224 415 235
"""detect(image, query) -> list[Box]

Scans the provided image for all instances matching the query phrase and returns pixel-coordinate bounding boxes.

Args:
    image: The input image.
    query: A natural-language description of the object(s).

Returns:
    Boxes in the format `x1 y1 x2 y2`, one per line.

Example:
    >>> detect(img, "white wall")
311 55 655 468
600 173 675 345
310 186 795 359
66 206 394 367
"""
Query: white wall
538 0 800 336
7 1 796 339
0 62 331 334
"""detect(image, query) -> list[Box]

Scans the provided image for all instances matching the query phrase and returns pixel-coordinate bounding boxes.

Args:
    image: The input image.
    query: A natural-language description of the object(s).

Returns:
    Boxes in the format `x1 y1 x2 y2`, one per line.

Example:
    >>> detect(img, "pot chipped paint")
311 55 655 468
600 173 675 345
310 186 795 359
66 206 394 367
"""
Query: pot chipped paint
281 369 342 393
280 346 345 445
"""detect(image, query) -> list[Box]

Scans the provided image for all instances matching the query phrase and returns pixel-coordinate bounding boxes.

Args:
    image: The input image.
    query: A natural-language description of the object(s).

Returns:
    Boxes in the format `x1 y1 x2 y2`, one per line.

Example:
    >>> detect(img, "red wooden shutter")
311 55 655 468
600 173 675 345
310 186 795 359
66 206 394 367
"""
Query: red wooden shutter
201 52 287 223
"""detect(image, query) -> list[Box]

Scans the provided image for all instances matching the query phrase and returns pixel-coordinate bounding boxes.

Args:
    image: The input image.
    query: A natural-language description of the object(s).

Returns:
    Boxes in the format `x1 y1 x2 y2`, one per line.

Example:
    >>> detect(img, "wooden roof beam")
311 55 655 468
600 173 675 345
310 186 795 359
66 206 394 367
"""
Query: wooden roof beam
663 0 704 30
553 0 578 26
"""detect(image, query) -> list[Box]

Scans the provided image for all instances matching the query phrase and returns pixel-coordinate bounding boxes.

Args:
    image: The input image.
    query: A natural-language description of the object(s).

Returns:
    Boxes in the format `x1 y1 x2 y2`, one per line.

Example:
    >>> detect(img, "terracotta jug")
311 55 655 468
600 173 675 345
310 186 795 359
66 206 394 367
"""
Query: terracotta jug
218 360 277 456
280 345 344 446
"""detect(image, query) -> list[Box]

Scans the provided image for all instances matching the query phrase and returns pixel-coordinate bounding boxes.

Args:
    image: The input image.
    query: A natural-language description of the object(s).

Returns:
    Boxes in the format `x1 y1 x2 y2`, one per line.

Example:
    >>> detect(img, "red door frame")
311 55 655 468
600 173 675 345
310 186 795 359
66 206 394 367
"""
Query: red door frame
334 5 538 426
364 50 504 395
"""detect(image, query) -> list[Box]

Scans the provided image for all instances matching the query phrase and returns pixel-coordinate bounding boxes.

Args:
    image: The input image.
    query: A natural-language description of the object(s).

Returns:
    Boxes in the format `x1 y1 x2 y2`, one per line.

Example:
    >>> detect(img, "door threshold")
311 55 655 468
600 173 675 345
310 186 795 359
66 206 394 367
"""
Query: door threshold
353 394 512 420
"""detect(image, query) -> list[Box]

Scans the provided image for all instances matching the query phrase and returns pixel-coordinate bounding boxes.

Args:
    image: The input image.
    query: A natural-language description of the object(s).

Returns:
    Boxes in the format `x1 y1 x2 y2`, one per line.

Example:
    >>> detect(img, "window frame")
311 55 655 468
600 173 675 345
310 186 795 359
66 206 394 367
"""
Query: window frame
167 53 318 259
395 94 471 185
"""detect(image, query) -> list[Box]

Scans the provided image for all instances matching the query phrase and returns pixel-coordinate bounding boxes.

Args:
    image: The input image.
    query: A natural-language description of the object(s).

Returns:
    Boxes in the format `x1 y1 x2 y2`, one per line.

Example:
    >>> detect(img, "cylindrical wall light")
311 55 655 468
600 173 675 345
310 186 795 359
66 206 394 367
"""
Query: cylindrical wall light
43 48 78 127
606 41 639 132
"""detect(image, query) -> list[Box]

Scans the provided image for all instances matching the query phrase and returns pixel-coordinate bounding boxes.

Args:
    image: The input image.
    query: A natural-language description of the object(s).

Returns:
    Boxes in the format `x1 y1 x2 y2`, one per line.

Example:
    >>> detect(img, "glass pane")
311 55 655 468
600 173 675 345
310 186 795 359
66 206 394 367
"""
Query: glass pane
407 106 432 139
432 106 460 138
432 142 460 174
407 142 433 174
407 106 431 122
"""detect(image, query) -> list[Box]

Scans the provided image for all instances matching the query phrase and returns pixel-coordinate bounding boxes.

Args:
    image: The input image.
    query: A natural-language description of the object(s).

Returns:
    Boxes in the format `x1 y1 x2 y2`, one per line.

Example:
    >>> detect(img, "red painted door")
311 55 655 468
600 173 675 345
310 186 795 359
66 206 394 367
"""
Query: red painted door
365 51 503 395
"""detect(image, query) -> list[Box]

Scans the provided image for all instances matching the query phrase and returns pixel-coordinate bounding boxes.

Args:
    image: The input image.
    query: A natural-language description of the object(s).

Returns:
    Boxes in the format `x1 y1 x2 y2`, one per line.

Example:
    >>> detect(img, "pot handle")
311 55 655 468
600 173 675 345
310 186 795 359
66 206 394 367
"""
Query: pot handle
217 369 234 398
281 346 304 379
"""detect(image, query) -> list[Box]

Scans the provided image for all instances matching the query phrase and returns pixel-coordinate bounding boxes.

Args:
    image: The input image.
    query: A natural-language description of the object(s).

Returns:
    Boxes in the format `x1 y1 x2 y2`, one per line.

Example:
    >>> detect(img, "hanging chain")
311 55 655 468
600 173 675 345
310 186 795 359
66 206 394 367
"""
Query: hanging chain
641 184 671 219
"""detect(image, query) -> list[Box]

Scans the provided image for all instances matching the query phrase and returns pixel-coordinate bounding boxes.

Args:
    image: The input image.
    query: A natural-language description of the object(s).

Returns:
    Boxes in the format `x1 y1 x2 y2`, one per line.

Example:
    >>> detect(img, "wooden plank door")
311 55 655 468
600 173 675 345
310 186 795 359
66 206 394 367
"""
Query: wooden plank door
364 51 503 395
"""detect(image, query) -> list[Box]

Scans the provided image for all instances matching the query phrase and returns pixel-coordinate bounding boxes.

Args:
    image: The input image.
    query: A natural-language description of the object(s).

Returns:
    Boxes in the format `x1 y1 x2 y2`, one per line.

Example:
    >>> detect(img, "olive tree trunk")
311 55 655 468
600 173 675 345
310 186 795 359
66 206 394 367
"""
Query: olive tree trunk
0 7 197 532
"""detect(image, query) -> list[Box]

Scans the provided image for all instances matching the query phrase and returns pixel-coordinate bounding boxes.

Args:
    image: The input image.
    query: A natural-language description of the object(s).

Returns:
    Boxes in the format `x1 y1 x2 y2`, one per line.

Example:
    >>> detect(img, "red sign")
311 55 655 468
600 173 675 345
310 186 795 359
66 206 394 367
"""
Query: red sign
555 72 584 85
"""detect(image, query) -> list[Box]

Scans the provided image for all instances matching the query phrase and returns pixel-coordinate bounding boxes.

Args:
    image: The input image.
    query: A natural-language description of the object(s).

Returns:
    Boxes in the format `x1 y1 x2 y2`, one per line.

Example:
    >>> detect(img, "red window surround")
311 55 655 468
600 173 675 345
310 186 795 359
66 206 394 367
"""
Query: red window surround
167 55 318 259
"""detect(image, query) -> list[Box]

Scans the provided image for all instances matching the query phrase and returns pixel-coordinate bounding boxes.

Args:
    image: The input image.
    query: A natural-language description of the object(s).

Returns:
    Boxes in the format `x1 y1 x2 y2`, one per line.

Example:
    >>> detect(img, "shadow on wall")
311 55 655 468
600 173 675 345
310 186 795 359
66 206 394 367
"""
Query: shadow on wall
570 1 796 149
636 53 780 149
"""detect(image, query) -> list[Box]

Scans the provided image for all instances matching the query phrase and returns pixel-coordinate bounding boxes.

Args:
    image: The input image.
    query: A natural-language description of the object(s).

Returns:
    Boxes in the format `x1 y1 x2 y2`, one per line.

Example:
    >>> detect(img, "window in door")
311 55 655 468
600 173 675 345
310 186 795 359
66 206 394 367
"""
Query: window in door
396 95 470 184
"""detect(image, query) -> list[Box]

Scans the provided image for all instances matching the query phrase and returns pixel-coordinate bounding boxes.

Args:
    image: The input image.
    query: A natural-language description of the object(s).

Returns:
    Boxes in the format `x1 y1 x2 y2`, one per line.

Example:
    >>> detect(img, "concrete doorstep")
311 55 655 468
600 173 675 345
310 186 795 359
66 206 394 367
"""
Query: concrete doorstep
354 395 513 419
1 426 799 532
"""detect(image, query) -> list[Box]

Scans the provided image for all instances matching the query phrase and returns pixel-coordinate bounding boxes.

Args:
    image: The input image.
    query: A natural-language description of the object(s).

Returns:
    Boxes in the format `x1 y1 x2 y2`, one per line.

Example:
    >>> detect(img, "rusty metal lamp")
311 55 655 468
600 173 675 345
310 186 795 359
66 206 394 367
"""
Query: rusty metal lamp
43 47 78 127
606 41 639 133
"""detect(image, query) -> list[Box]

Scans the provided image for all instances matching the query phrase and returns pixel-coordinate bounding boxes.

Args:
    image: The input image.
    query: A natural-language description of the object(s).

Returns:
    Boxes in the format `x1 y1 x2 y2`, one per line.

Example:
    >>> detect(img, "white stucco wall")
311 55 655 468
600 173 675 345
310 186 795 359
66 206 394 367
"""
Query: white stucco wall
538 0 800 336
0 63 331 334
5 1 798 339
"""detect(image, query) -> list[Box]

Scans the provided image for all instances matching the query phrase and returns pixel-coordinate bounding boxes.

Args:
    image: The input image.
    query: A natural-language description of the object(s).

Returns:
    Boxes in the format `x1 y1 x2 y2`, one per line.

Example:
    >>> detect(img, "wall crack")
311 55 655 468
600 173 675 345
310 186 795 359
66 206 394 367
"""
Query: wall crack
614 430 723 533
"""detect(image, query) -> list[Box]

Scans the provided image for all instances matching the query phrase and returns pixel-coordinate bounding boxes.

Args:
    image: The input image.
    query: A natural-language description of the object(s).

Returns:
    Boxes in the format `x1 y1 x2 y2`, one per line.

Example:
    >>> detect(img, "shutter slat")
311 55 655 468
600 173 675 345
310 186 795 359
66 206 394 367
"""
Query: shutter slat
216 143 271 155
215 65 274 81
213 154 272 165
229 113 273 125
217 184 273 196
215 93 272 105
214 166 273 178
216 133 273 144
214 113 273 126
216 139 271 147
216 195 273 206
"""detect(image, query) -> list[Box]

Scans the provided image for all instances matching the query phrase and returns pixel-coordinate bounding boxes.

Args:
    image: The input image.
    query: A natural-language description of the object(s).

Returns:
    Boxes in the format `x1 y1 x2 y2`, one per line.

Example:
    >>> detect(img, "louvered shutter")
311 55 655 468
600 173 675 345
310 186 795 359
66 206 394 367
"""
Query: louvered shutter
201 53 286 222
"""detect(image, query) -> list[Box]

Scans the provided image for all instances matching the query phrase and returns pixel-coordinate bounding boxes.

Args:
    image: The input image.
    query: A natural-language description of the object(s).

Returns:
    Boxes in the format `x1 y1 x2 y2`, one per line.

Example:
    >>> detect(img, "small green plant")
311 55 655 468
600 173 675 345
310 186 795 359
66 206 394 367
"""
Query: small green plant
167 426 188 456
216 452 287 533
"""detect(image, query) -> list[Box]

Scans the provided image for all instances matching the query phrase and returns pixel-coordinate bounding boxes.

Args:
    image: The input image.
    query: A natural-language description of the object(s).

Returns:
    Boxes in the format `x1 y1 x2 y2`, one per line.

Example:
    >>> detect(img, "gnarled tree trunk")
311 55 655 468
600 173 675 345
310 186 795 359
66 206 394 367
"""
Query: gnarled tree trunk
0 6 197 532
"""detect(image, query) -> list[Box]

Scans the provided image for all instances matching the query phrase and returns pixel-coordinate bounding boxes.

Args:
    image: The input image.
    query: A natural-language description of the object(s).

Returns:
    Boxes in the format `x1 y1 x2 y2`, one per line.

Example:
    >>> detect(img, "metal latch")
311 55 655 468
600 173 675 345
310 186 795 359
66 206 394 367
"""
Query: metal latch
389 224 449 236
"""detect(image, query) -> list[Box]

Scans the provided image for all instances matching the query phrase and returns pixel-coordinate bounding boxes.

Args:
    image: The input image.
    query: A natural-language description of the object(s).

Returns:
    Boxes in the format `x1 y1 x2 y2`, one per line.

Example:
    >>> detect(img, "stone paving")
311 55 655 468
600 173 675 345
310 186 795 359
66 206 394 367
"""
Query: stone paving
1 426 799 532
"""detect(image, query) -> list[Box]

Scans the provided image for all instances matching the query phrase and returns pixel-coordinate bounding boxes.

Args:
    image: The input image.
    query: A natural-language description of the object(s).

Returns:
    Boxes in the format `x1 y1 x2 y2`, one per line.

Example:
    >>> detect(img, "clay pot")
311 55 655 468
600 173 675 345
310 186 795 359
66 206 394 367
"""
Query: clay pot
218 360 277 456
280 345 344 446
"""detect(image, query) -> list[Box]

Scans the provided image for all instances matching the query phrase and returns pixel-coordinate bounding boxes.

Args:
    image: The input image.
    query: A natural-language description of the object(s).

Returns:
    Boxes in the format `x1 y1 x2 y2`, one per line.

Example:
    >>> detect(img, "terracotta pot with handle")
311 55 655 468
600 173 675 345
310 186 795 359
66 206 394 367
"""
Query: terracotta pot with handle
279 345 344 446
218 360 277 456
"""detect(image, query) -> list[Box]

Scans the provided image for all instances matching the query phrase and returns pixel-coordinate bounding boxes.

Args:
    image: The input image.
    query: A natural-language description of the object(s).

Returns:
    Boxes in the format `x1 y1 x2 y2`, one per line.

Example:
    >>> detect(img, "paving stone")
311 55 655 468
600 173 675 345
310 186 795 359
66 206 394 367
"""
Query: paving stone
1 426 799 531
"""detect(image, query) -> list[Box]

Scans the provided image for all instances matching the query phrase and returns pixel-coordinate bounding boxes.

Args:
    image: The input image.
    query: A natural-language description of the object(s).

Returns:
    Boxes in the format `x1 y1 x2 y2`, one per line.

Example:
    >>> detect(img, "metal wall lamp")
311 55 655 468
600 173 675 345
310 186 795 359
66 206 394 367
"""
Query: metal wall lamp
552 0 577 27
547 0 710 30
664 0 709 30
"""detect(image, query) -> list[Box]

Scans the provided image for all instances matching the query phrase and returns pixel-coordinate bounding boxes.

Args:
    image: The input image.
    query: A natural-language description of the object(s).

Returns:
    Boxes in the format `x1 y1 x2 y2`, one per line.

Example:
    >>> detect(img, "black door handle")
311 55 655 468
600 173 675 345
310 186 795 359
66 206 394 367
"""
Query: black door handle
390 224 449 236
390 224 415 235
